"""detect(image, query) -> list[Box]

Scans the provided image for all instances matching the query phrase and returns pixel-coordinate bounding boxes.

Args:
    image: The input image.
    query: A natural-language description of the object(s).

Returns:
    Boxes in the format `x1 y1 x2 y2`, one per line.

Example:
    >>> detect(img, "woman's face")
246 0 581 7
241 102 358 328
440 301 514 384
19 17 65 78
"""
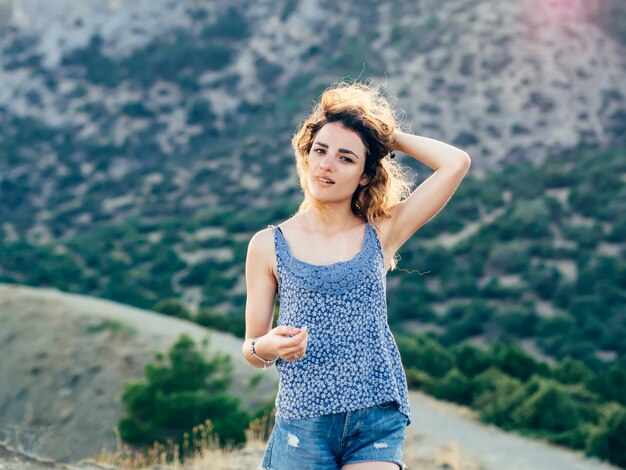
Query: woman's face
305 122 369 205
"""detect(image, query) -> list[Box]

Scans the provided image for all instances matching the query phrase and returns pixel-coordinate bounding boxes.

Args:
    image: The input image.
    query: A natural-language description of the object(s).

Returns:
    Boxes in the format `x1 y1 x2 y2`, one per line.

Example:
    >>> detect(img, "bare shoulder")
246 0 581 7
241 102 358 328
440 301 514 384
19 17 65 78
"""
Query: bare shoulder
247 227 277 276
248 227 275 257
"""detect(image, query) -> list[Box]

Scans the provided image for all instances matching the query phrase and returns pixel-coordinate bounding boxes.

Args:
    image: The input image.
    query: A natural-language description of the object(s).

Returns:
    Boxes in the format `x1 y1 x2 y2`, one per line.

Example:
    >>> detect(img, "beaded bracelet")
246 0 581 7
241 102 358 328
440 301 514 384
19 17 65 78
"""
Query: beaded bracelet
249 337 277 368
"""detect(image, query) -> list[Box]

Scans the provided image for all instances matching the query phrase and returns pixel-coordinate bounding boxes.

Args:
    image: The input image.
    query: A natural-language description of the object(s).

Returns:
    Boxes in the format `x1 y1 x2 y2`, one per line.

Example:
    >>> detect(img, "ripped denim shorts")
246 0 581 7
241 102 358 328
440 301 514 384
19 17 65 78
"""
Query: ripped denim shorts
259 401 408 470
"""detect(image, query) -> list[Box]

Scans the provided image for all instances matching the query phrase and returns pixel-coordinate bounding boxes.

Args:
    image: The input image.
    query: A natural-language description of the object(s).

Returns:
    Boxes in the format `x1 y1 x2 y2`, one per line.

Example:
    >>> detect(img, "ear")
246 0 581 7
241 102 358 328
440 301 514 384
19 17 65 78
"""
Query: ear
359 174 369 187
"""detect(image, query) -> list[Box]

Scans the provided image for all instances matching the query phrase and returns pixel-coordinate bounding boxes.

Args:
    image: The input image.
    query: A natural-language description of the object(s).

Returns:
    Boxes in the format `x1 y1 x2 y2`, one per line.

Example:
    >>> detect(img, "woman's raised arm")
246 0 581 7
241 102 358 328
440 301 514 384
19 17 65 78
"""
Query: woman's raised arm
382 131 471 255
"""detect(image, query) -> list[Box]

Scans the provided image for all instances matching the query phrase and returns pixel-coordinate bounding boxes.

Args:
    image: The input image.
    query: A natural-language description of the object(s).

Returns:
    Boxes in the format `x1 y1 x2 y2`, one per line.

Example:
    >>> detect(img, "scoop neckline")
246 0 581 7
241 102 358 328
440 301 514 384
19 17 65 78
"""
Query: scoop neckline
276 223 372 269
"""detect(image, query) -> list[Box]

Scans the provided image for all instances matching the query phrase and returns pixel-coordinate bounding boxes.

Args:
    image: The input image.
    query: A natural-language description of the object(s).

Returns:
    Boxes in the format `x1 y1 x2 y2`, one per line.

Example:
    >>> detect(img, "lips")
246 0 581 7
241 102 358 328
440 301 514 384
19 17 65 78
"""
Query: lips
316 175 335 184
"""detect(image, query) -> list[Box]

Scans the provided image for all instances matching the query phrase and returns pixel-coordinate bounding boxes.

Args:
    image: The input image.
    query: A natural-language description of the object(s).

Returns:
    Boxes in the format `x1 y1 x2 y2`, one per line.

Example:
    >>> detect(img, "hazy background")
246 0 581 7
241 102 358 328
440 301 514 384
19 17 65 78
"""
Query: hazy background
0 0 625 468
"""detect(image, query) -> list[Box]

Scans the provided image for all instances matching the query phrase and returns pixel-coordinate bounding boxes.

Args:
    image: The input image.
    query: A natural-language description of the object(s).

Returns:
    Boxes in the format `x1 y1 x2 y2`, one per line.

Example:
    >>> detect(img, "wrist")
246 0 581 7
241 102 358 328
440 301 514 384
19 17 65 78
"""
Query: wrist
254 335 276 359
391 130 411 153
249 336 277 368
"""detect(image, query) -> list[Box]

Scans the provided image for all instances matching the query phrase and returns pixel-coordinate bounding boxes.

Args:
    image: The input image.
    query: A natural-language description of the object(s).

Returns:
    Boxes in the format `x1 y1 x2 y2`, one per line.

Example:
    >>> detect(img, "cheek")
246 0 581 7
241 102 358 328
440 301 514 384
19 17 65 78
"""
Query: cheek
306 152 317 168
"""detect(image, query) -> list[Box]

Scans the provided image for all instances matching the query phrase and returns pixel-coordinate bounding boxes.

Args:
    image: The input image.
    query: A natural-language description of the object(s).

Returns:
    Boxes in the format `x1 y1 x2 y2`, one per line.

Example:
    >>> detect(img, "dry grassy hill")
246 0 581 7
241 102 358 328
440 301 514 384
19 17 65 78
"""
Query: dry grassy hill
0 283 277 462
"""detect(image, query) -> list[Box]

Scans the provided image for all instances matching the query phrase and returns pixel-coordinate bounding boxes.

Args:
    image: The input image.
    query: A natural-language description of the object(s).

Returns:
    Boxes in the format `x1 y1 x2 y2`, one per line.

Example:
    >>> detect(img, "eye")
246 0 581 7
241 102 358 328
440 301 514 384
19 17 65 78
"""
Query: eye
340 156 355 164
313 148 326 155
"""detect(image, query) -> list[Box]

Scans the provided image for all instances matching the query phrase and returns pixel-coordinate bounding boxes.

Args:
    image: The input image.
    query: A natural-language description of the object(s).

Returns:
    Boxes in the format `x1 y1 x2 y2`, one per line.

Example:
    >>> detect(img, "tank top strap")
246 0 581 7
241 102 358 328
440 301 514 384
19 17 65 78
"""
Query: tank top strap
267 224 288 260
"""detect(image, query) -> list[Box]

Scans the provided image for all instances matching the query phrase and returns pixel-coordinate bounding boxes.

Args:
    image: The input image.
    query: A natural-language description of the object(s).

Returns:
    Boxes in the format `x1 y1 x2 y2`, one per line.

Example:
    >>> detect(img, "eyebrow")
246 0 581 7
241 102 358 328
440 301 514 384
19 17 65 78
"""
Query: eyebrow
313 141 360 159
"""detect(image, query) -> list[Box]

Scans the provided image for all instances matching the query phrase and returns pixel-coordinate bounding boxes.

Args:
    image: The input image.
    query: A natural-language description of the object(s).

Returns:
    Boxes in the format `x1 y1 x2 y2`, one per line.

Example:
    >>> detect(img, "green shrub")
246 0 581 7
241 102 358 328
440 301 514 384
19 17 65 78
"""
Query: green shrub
440 269 480 297
122 102 154 118
510 377 581 433
202 7 249 39
553 357 593 385
154 298 191 320
452 343 492 377
187 99 216 125
405 368 435 390
196 308 245 338
586 405 626 468
481 277 524 299
491 342 550 381
493 199 552 240
478 179 505 208
549 423 595 450
498 307 538 339
608 215 626 242
472 368 523 427
388 290 437 322
524 263 561 300
589 365 626 406
440 300 494 344
61 35 121 87
255 56 282 83
561 223 602 249
119 334 249 447
397 335 454 378
431 368 473 404
488 240 530 273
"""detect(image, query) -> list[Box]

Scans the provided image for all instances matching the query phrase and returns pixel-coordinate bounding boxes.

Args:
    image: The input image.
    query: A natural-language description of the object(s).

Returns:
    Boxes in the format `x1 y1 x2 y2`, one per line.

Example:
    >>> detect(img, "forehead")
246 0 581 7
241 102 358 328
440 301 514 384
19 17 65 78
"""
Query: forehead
314 122 366 156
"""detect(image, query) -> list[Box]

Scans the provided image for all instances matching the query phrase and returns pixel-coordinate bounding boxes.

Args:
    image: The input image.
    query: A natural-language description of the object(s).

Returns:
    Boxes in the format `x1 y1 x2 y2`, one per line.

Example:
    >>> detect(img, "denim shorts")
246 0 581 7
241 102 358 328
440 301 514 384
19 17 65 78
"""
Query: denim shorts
259 401 408 470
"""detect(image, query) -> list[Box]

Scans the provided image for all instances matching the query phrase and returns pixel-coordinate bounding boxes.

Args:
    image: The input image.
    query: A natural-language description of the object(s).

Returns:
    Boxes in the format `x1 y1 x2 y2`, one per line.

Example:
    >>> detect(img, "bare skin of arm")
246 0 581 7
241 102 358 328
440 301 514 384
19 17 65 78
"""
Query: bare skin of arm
241 227 309 368
376 131 472 270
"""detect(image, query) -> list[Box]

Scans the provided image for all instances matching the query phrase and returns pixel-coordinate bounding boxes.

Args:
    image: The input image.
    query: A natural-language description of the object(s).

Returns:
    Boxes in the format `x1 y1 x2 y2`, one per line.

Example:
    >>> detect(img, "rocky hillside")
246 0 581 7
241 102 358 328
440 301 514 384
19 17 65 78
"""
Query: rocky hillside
0 0 625 243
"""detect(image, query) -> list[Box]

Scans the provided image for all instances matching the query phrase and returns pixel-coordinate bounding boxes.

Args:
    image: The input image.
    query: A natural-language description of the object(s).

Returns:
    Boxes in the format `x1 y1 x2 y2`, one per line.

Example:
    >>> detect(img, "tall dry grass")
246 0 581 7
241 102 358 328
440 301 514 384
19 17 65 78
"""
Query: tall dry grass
92 414 272 470
92 415 479 469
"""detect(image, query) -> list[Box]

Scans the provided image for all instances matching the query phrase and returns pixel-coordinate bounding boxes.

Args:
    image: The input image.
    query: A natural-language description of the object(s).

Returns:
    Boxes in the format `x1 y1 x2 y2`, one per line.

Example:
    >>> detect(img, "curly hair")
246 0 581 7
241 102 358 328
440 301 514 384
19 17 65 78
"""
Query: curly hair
292 81 412 225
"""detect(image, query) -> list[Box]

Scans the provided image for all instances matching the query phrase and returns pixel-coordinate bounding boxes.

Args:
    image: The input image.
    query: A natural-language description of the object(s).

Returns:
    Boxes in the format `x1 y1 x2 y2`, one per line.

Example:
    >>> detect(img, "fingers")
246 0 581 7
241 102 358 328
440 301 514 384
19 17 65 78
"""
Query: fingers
280 352 305 362
268 325 309 362
282 340 308 358
279 340 308 361
278 331 309 362
272 326 308 344
273 325 302 337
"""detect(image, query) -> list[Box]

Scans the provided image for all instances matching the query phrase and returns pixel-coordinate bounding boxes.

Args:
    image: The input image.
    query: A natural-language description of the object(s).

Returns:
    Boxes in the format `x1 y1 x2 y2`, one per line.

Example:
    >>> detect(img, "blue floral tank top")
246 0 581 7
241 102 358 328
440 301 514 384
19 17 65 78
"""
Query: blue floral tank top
270 222 411 423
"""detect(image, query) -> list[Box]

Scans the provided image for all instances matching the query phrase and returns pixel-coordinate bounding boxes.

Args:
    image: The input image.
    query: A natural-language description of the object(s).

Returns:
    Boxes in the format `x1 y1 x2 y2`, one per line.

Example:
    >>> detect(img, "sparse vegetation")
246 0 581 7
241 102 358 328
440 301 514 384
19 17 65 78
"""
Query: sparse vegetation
84 319 138 338
398 333 626 467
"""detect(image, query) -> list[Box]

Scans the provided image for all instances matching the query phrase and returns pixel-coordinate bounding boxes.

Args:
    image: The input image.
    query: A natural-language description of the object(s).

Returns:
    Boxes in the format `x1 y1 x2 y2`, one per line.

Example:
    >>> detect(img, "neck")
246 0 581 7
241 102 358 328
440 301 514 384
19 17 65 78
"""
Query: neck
301 203 364 234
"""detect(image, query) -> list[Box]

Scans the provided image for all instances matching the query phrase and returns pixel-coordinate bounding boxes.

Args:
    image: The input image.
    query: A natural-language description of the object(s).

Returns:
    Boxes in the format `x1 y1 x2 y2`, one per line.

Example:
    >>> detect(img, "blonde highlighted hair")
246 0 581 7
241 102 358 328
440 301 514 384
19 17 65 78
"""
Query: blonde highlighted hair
292 81 412 225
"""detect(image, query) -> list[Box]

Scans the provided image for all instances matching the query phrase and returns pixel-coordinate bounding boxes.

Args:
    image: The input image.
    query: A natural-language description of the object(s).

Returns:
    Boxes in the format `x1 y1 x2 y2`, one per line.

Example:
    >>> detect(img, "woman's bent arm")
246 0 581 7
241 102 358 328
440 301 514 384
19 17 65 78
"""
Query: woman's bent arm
242 228 309 368
242 229 279 368
382 131 471 255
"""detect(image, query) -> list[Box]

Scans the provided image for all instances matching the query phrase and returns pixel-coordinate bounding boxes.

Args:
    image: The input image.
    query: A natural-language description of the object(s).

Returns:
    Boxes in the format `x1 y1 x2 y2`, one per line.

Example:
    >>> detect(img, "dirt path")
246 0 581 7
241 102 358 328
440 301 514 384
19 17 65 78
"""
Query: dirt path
406 392 618 470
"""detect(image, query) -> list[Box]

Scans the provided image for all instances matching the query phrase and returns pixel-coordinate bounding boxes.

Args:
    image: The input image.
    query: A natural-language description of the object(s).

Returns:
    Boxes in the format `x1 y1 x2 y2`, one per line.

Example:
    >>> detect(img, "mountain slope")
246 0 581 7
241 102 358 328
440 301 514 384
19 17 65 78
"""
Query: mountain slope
1 0 625 243
0 283 277 462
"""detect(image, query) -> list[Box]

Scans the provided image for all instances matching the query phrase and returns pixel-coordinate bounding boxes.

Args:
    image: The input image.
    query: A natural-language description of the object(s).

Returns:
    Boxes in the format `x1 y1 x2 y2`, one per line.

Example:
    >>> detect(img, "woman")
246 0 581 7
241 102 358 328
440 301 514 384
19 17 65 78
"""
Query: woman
242 81 471 470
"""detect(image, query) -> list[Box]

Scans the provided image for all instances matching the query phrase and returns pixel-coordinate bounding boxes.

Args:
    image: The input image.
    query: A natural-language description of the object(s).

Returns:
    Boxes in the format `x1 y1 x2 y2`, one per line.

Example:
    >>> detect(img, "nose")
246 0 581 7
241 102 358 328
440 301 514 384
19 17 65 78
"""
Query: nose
318 153 334 171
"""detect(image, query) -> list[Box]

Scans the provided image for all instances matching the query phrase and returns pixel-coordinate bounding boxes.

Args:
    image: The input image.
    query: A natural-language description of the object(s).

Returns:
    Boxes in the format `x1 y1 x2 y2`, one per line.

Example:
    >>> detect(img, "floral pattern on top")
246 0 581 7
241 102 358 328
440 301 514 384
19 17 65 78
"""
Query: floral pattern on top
270 222 411 424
